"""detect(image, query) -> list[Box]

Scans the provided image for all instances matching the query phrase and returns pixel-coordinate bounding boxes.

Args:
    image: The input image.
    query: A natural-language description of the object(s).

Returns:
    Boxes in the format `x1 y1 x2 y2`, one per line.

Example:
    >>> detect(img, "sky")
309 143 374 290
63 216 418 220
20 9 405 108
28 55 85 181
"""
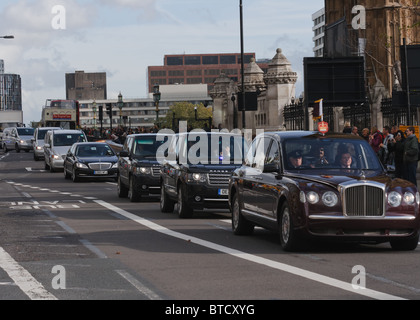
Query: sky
0 0 324 125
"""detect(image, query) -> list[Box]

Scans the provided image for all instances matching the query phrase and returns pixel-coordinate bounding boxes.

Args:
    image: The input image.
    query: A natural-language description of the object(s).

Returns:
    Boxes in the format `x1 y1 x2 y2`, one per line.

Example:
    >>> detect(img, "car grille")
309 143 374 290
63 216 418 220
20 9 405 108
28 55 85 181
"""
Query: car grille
152 167 161 176
208 173 231 186
342 184 385 217
88 163 112 171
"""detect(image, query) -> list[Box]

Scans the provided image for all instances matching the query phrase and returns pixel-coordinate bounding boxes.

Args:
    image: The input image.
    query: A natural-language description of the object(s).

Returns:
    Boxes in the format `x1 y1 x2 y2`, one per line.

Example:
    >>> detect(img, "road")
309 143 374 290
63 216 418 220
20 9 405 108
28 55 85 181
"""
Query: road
1 149 420 303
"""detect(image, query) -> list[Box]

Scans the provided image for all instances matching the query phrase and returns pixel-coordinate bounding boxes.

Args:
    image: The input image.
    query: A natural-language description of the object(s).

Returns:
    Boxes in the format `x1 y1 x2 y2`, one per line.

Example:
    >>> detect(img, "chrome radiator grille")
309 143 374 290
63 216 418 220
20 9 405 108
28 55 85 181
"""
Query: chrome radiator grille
88 163 112 171
152 167 161 176
208 173 231 186
342 184 385 217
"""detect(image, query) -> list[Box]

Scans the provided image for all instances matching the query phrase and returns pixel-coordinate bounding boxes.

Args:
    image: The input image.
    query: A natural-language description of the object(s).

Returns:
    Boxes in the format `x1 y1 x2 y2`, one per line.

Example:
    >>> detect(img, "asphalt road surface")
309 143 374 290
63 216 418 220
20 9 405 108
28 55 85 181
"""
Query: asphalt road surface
1 149 420 303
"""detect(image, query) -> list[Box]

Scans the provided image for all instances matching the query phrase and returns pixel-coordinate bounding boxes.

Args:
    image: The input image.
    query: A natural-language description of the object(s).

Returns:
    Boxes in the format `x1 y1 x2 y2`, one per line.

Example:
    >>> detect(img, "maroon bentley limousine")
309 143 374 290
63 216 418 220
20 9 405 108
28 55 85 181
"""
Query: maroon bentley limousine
229 131 420 251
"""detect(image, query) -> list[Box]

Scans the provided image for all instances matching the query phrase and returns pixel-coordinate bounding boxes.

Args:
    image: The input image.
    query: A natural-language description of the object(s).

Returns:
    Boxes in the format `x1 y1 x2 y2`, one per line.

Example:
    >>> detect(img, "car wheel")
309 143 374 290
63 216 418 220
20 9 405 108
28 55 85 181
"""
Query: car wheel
64 165 71 179
72 166 79 182
279 202 302 252
15 144 20 153
128 176 141 202
160 182 175 213
232 193 254 235
390 233 419 251
177 184 193 219
117 175 129 198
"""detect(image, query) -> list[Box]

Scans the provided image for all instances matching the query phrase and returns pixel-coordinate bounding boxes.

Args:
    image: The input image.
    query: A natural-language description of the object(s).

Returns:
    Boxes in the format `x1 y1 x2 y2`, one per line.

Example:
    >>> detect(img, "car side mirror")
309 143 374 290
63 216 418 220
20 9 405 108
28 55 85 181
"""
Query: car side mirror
263 163 279 173
386 164 396 173
119 150 129 157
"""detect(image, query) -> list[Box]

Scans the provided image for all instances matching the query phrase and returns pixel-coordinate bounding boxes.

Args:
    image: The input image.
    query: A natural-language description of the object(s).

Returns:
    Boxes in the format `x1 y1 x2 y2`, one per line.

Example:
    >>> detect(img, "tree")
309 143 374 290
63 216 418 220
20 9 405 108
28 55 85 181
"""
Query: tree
160 102 213 131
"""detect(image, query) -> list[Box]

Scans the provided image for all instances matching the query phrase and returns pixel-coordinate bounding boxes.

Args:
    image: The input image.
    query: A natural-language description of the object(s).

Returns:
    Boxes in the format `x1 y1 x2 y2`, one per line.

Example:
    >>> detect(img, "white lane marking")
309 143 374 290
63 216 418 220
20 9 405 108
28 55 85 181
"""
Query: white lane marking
0 247 57 300
116 270 162 300
95 200 405 301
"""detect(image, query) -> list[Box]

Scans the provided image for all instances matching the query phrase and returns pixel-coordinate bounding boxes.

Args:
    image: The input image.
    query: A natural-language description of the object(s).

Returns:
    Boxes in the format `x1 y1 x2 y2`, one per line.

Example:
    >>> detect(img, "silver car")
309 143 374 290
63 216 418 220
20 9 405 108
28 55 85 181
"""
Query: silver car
32 127 62 161
44 129 88 172
2 127 35 152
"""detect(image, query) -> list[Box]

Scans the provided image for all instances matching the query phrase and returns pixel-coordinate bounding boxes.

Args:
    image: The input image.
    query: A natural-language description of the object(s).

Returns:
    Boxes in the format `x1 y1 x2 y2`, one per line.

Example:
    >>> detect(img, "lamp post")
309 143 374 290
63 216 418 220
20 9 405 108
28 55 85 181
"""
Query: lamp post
117 92 124 127
0 35 14 39
153 84 161 126
231 93 238 130
92 100 97 129
239 0 246 129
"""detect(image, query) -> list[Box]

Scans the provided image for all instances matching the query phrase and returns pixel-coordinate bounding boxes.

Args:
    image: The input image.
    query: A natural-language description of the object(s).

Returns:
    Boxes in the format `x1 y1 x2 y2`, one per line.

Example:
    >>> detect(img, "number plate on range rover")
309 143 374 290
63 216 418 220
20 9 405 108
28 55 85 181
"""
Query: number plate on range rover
218 189 229 196
94 171 108 175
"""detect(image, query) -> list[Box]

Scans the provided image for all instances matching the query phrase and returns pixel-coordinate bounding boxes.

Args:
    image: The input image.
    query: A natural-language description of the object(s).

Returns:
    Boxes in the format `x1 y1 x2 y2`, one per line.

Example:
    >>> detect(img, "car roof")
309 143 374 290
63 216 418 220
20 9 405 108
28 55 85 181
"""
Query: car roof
262 131 364 141
52 130 84 134
73 142 108 146
127 133 173 138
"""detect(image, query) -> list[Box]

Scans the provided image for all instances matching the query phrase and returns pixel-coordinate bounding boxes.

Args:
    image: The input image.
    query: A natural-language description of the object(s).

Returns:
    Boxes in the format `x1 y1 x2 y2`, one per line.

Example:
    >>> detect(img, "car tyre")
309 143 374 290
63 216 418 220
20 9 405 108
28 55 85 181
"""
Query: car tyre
390 233 419 251
160 182 175 213
177 184 193 219
72 166 79 182
232 193 254 235
64 166 71 179
279 202 302 252
128 176 141 202
117 175 129 198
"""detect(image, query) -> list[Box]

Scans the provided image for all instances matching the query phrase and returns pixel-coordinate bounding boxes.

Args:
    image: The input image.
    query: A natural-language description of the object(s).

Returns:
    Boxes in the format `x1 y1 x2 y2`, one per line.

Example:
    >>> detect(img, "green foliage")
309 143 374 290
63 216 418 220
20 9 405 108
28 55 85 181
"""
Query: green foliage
160 102 213 131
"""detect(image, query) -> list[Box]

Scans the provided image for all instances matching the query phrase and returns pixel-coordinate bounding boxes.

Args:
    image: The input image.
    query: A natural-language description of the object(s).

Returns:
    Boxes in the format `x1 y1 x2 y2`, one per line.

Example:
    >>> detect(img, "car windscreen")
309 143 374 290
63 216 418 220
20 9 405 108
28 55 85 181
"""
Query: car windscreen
133 136 169 159
282 138 383 171
179 133 248 165
53 134 87 147
75 144 115 157
17 128 34 136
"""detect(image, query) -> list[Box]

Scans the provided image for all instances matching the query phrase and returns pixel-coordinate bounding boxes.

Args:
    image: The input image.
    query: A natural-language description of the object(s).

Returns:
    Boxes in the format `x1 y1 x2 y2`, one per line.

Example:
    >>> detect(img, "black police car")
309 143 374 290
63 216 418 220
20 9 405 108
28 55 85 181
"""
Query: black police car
160 131 248 218
117 133 172 202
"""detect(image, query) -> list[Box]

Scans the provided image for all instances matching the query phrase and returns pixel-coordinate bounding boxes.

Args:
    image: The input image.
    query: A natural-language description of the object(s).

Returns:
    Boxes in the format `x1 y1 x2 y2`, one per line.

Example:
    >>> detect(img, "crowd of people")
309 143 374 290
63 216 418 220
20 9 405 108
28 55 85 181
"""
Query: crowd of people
343 123 419 186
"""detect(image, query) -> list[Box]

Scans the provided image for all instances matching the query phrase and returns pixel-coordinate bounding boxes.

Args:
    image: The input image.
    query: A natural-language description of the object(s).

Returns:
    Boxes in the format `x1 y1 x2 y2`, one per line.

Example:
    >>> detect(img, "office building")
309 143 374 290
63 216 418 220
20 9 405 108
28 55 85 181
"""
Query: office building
66 71 107 101
312 8 326 57
0 60 22 112
148 53 269 93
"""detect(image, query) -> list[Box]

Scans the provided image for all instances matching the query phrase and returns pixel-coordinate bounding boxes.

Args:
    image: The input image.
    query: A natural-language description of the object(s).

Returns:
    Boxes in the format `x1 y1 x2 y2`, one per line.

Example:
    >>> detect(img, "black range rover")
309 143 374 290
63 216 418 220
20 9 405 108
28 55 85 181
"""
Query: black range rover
117 133 172 202
160 131 248 218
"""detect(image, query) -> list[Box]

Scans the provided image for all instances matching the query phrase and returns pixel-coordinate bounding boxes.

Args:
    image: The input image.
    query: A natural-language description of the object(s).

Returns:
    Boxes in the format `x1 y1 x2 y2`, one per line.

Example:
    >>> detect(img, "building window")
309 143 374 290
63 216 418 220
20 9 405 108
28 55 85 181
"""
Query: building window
169 70 184 76
151 70 166 77
185 56 201 65
187 70 202 76
167 57 183 66
220 55 236 64
202 56 219 65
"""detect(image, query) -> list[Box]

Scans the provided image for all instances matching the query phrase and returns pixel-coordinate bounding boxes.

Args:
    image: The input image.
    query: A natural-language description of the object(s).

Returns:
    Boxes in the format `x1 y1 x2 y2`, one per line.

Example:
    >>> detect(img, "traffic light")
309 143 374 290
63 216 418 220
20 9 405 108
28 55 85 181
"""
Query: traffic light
106 104 112 119
98 106 103 121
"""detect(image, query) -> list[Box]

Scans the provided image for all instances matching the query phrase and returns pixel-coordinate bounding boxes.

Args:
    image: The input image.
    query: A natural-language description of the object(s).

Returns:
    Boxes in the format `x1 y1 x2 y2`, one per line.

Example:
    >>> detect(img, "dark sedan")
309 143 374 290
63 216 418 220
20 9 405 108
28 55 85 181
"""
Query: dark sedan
64 142 118 182
229 131 420 251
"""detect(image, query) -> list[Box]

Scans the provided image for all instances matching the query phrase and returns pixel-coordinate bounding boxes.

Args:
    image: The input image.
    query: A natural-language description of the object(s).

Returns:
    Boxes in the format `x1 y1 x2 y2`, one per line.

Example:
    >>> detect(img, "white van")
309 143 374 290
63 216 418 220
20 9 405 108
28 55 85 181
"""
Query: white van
32 127 62 161
1 127 35 153
44 129 87 172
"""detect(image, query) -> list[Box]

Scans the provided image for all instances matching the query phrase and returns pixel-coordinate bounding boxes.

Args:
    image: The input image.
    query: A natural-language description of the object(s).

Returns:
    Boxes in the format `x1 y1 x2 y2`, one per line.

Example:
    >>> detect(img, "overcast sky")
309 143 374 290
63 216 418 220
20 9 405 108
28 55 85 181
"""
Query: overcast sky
0 0 324 124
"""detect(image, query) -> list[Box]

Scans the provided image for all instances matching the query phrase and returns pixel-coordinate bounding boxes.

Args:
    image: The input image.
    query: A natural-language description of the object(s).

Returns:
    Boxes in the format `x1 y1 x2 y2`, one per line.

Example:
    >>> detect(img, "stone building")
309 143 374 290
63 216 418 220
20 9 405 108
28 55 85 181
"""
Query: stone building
210 49 297 131
324 0 420 128
66 71 107 101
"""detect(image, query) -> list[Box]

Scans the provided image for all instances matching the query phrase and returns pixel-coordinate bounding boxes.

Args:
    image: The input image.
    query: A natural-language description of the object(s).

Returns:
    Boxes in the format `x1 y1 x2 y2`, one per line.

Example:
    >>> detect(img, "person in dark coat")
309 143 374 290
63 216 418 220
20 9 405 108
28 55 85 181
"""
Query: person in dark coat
402 126 419 186
388 130 405 179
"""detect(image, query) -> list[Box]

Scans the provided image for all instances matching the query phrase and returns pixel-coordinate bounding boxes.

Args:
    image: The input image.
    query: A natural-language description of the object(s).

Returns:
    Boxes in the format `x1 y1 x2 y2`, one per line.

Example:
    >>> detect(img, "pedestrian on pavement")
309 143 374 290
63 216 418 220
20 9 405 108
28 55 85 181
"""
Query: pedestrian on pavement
378 126 394 165
369 126 383 155
402 126 419 186
351 126 359 136
361 128 370 142
389 130 405 178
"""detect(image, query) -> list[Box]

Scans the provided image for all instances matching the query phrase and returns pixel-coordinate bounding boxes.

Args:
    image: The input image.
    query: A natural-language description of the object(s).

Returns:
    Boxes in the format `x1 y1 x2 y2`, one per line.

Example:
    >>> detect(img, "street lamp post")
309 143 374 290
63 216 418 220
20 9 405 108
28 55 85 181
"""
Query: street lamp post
117 92 124 127
0 36 14 39
92 100 97 130
153 84 161 126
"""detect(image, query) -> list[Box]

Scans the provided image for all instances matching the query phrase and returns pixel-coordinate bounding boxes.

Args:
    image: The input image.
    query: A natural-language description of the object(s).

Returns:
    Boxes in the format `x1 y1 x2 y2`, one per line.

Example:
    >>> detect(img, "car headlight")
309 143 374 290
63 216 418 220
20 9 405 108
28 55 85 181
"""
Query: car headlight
112 163 118 169
299 191 306 203
36 146 43 150
388 191 402 207
188 173 207 183
306 191 319 204
137 167 151 174
76 162 88 169
52 154 60 160
403 192 415 205
322 191 338 207
416 192 420 205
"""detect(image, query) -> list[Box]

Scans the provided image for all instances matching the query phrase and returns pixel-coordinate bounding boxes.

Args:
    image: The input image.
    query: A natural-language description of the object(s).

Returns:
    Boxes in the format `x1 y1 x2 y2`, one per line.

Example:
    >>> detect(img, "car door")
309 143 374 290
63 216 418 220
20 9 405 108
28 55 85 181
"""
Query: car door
163 135 180 198
119 136 133 186
258 138 282 220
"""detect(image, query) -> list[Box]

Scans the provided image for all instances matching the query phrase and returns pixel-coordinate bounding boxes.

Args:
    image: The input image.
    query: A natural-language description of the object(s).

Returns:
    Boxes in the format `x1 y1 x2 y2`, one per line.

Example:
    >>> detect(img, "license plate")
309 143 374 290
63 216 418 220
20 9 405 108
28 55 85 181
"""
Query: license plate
218 189 229 196
94 171 108 175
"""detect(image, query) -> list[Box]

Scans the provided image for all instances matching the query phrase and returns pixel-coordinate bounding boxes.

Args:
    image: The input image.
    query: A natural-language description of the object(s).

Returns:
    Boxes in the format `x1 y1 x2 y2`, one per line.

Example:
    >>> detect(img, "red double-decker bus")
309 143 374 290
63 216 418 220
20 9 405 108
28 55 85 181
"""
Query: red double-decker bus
42 99 80 129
